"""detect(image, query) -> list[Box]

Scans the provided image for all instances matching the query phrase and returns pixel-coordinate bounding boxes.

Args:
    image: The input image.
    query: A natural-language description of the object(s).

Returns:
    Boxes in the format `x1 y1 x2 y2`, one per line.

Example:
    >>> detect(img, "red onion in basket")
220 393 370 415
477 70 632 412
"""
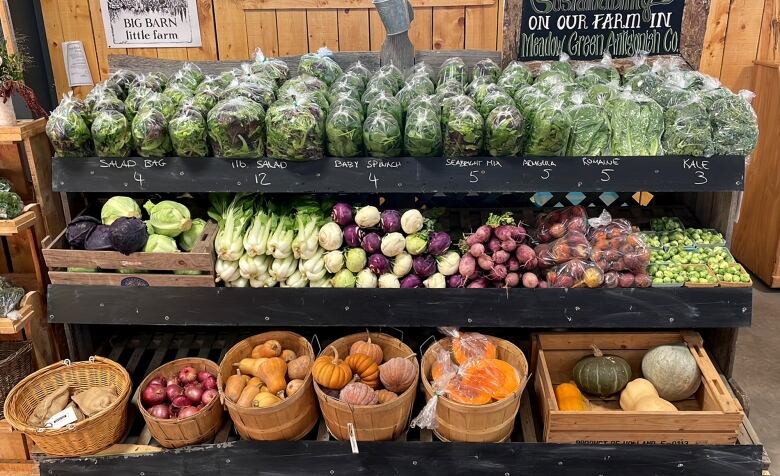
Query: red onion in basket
148 375 167 388
141 384 166 407
201 389 218 405
178 406 199 418
197 370 213 383
147 404 170 419
165 383 183 401
184 384 203 404
166 376 179 387
178 366 198 384
171 395 191 408
202 376 218 390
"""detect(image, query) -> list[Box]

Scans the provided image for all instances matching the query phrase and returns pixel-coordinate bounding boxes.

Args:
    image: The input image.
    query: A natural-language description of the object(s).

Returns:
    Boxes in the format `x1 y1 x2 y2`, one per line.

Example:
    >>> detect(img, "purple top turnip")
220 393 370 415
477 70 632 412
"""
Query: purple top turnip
427 231 452 256
380 210 402 233
413 255 437 278
332 203 353 226
368 253 390 275
400 274 423 288
362 232 382 254
343 224 364 247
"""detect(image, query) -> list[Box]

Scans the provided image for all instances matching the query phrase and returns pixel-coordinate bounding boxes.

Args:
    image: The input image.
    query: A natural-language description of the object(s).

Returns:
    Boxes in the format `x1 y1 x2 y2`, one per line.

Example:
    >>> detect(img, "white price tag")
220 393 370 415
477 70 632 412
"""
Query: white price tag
44 406 78 429
348 422 359 454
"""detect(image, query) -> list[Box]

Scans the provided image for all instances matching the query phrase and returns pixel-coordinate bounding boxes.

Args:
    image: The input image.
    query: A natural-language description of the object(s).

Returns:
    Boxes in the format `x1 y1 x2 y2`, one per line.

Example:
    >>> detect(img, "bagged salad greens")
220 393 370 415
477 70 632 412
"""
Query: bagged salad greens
346 61 371 84
437 57 467 87
326 105 364 157
576 53 620 87
485 105 525 157
47 93 93 157
132 107 172 157
367 92 403 126
298 48 343 86
375 64 405 93
363 110 402 157
443 104 483 157
92 109 133 157
566 94 611 156
266 95 325 160
471 58 501 83
498 61 533 91
169 103 209 157
207 98 266 158
435 79 464 102
223 80 276 110
711 90 759 155
606 92 664 155
404 104 442 157
662 98 713 156
477 88 515 118
526 98 572 156
441 94 476 126
250 49 289 86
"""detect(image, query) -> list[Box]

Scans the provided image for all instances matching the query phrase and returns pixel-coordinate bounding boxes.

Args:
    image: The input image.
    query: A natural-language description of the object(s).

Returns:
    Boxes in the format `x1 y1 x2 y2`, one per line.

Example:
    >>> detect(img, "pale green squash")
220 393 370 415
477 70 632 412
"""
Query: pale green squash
641 344 701 401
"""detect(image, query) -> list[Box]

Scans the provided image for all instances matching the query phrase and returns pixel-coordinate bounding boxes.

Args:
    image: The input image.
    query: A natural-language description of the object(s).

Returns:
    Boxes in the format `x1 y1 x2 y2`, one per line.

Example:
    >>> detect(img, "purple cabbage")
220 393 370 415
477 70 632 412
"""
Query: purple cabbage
109 217 149 255
343 224 364 247
447 274 466 288
380 210 401 233
427 231 452 256
85 225 114 251
368 253 390 275
66 216 100 249
332 203 353 226
413 255 437 278
362 232 382 254
400 274 423 288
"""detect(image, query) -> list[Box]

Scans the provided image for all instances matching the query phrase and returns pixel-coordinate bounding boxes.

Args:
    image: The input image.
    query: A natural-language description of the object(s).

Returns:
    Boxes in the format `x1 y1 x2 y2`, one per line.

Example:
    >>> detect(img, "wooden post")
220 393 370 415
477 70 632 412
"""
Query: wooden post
0 0 16 55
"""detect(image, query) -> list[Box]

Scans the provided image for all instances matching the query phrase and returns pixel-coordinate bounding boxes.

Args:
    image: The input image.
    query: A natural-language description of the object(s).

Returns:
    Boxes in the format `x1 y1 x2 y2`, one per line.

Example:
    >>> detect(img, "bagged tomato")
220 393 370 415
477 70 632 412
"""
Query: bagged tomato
589 213 650 273
545 259 604 288
535 205 589 243
534 231 590 267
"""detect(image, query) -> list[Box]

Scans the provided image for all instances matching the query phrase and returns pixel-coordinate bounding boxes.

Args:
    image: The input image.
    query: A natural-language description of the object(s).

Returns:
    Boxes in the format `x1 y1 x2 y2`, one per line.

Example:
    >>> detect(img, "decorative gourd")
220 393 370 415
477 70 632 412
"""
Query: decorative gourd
237 385 262 407
286 379 305 397
339 382 379 406
312 346 353 390
350 334 384 365
376 389 398 404
446 375 491 405
236 357 268 377
345 353 380 389
620 378 659 411
281 349 297 362
247 376 263 387
451 332 498 365
379 357 417 393
555 382 589 411
257 357 287 394
633 395 678 412
573 345 631 396
287 355 312 380
641 344 701 401
225 374 250 402
459 358 520 400
252 340 282 358
252 391 283 408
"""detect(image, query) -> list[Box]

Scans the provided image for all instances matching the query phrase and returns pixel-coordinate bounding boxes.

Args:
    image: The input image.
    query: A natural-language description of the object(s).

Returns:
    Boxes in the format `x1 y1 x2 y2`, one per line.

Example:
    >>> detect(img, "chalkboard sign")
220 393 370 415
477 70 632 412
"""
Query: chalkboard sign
518 0 685 61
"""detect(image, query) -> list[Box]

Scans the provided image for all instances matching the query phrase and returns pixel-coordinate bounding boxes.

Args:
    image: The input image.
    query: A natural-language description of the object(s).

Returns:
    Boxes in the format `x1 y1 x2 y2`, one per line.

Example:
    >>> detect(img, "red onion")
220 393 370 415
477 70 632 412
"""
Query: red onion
177 406 199 418
147 403 170 419
148 375 167 388
201 389 218 405
197 370 213 383
202 376 218 390
141 384 166 407
332 203 354 226
178 366 198 384
171 395 191 408
166 376 179 387
165 383 183 401
184 384 203 404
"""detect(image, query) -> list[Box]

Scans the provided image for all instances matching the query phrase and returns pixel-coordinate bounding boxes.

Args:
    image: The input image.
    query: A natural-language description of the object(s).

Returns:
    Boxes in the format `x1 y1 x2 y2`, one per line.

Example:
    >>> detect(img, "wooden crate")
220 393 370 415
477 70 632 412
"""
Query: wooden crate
533 331 744 445
41 222 218 287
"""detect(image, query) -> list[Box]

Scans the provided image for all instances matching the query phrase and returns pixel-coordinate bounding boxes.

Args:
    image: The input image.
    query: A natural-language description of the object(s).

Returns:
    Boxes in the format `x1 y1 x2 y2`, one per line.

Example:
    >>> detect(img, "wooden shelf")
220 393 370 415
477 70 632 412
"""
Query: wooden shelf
0 291 41 335
0 119 47 143
51 155 747 193
0 206 38 236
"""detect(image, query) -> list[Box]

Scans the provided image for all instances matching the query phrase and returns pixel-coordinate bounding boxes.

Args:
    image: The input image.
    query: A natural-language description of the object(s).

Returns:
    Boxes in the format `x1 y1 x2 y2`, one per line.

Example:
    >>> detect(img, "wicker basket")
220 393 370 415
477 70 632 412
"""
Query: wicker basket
136 357 224 449
314 332 418 441
0 341 33 420
3 356 131 456
218 331 318 441
420 336 528 442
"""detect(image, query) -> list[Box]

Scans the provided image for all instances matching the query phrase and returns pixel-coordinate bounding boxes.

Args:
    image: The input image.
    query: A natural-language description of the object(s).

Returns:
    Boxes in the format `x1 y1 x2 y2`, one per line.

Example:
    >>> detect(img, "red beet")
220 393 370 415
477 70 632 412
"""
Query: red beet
522 272 539 288
493 250 510 264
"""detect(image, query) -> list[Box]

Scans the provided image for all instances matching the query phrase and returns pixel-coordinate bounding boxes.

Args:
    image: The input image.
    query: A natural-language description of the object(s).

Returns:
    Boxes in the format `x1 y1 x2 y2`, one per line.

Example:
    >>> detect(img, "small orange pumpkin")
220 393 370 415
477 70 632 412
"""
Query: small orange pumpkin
375 389 398 404
349 333 384 365
345 353 380 389
451 332 498 365
312 346 353 390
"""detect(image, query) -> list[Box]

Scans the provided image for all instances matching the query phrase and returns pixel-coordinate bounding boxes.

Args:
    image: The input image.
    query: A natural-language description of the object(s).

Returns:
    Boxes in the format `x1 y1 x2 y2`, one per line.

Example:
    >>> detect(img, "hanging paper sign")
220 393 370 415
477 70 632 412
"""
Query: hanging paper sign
62 41 94 87
518 0 685 60
100 0 202 48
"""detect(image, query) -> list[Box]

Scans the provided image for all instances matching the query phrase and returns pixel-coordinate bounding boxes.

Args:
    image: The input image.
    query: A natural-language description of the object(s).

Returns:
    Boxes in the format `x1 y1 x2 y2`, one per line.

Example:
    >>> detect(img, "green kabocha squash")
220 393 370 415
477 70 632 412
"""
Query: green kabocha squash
573 345 631 396
641 344 701 401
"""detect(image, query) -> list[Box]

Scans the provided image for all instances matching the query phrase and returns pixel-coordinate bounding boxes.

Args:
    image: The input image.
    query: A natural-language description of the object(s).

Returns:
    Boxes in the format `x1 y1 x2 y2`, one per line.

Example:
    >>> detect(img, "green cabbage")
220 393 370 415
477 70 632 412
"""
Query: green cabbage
144 200 193 237
207 98 266 158
178 218 207 251
485 105 525 157
144 234 179 253
101 196 142 225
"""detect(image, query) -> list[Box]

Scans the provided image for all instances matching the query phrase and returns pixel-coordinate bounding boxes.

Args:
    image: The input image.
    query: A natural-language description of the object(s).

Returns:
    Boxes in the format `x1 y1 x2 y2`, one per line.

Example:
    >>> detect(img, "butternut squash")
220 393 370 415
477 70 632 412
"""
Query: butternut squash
251 340 282 359
236 357 267 377
633 395 678 412
252 391 282 408
247 376 263 387
620 378 658 411
555 382 589 411
237 385 262 407
225 374 250 402
257 357 287 394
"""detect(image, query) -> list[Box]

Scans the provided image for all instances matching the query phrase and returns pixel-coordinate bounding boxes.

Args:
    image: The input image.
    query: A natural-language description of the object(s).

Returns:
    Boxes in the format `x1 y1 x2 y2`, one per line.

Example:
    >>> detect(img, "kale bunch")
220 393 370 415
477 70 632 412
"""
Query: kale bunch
662 99 713 156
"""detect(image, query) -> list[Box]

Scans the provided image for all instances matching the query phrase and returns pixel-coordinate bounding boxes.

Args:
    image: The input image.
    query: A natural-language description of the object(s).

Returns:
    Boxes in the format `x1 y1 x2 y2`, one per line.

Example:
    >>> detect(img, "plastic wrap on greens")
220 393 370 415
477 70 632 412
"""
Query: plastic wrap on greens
298 49 343 86
585 82 619 105
443 104 483 157
472 58 501 83
662 99 713 156
125 86 154 118
701 86 733 112
207 98 266 158
534 73 574 96
437 57 467 87
132 107 172 157
653 82 696 108
197 76 226 94
331 72 365 94
85 84 116 113
92 109 132 157
375 64 405 93
278 77 330 115
514 86 549 133
404 106 442 157
171 63 205 90
606 93 664 156
406 94 440 117
478 88 514 117
367 93 403 126
498 61 533 91
162 83 195 108
711 91 759 155
406 73 436 95
223 81 276 109
346 61 371 84
625 71 662 96
566 101 611 156
88 95 126 124
46 95 93 157
576 54 620 87
326 105 364 157
243 71 280 92
366 74 398 96
485 105 525 157
536 59 574 84
407 62 434 80
138 92 177 121
622 52 651 84
192 87 220 116
396 84 424 113
363 110 402 157
331 95 364 114
106 69 137 98
441 95 476 126
467 76 494 98
362 85 393 109
250 50 289 85
170 105 209 157
526 99 572 156
329 83 362 104
266 98 325 161
137 73 167 92
435 80 464 101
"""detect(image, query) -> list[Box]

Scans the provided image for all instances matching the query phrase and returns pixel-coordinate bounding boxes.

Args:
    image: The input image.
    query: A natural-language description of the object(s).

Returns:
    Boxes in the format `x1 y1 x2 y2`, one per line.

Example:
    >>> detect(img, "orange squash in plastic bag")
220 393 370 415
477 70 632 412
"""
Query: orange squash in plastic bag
451 332 497 365
458 358 520 401
446 375 492 405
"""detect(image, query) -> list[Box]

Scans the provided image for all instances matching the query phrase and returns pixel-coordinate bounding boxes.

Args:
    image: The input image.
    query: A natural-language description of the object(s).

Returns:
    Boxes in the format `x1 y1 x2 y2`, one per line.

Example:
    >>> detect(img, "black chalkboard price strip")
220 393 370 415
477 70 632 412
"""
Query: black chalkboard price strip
51 155 746 193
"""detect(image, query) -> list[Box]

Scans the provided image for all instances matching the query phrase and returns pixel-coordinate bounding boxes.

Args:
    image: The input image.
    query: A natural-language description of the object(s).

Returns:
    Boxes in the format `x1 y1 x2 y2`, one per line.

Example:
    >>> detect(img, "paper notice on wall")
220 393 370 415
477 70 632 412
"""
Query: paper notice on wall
62 41 94 87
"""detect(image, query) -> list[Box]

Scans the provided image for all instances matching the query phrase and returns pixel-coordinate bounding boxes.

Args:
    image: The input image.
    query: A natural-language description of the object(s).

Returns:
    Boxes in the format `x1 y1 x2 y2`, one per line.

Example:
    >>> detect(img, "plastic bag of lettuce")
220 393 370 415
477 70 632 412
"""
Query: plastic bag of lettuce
132 104 173 158
404 102 442 157
207 97 266 158
46 93 93 157
363 110 402 157
485 105 525 157
92 109 133 157
170 102 209 157
266 94 326 161
526 98 571 156
710 90 759 155
605 91 664 156
443 103 483 157
326 104 364 157
298 47 343 86
566 93 611 156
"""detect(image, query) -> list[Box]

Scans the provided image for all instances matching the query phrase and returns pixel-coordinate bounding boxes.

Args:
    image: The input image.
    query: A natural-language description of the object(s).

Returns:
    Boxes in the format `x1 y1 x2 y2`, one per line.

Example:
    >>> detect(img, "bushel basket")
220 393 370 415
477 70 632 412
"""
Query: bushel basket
0 341 33 420
137 357 224 448
314 332 418 441
3 356 131 456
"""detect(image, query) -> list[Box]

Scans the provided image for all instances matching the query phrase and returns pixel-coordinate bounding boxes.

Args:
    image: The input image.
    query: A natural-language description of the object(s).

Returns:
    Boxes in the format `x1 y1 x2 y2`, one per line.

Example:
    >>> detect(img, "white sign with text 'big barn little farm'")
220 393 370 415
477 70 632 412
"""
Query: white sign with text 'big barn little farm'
101 0 202 48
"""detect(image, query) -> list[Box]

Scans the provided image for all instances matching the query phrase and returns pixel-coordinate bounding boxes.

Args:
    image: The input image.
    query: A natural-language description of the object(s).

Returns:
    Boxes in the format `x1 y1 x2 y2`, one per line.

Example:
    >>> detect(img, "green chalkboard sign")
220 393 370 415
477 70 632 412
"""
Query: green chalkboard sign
518 0 685 60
